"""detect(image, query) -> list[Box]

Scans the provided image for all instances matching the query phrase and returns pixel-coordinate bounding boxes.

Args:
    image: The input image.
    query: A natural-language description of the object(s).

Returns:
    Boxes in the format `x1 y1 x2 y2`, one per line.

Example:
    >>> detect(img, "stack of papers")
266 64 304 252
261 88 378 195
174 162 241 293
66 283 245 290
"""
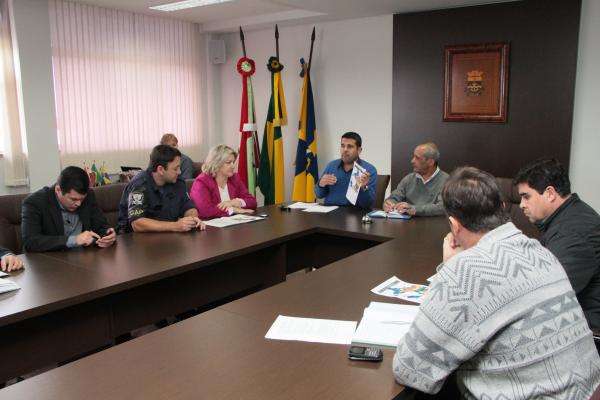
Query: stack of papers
367 210 411 220
371 276 429 304
203 214 265 228
0 278 20 295
287 202 318 209
265 315 357 345
286 202 339 213
352 302 419 347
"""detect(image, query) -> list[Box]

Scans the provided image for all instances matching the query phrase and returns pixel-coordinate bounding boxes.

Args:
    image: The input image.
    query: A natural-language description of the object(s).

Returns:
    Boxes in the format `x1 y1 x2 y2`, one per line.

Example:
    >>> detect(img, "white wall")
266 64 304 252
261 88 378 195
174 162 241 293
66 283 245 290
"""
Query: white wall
216 15 393 202
1 1 599 211
10 0 61 192
570 0 600 212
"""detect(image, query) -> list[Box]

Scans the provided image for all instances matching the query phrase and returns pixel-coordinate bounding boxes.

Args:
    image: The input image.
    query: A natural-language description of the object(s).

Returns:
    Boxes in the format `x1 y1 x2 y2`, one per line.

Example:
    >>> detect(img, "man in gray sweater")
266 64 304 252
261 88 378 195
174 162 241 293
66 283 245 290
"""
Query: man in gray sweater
393 167 600 398
384 142 448 216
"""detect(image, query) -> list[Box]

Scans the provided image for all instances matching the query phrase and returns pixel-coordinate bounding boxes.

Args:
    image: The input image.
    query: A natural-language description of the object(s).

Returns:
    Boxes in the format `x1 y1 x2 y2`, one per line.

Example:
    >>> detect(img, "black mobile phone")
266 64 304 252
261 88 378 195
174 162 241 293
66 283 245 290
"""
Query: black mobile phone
348 346 383 361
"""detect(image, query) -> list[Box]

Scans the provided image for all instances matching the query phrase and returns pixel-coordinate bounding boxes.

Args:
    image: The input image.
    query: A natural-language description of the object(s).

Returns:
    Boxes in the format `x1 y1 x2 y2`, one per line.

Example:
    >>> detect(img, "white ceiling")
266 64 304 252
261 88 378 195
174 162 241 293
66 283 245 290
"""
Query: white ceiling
69 0 517 33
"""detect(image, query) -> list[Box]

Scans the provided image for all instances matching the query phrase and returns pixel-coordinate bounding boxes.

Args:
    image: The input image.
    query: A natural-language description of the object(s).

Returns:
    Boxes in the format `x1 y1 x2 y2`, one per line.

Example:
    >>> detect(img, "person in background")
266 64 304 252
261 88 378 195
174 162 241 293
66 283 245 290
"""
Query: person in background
160 133 195 180
0 246 23 272
117 145 204 233
190 145 257 219
384 142 448 216
22 166 116 252
315 131 377 208
515 158 600 331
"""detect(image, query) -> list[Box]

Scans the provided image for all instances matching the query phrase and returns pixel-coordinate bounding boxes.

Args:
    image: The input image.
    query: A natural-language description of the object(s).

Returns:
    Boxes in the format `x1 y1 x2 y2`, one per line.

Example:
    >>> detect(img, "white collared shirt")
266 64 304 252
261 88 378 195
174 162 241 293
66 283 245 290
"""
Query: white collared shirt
417 167 440 185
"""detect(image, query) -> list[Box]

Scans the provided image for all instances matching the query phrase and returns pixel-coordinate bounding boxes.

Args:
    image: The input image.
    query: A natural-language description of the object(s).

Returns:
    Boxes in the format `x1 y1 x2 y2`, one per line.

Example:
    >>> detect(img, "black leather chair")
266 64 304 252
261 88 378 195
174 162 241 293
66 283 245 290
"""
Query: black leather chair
373 174 390 209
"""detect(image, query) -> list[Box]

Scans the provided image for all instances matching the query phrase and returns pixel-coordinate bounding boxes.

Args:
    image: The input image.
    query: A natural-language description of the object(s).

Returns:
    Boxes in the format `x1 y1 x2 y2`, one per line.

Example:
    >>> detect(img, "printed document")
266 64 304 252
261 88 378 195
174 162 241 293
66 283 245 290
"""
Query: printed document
345 162 367 205
265 315 357 345
203 214 264 228
371 276 429 304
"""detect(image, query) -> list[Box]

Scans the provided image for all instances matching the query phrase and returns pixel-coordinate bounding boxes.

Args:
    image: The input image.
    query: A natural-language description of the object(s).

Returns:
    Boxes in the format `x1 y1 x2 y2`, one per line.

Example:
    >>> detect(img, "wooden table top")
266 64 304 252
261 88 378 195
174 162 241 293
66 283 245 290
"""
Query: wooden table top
0 206 454 399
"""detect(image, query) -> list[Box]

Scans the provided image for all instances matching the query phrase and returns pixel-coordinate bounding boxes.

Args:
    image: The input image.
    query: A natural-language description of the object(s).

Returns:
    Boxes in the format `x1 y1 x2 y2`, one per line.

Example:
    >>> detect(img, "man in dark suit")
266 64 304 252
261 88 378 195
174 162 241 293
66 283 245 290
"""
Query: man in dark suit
0 246 23 272
21 166 116 252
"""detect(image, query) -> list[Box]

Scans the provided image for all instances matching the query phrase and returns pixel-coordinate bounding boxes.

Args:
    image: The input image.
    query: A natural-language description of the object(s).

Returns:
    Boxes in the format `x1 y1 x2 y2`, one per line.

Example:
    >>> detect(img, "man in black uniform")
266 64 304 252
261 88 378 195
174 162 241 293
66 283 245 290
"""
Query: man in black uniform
117 145 205 233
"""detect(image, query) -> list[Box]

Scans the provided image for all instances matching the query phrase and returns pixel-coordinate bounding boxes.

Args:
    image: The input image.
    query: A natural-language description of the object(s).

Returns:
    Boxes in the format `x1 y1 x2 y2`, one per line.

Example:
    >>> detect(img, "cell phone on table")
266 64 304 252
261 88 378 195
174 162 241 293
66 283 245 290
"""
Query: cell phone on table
348 346 383 361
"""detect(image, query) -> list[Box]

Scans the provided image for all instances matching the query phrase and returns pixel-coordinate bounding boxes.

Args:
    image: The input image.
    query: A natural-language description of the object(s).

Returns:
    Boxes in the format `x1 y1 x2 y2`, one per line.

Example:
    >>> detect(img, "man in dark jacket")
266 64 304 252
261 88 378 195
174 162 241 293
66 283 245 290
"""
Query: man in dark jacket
515 159 600 330
21 166 116 252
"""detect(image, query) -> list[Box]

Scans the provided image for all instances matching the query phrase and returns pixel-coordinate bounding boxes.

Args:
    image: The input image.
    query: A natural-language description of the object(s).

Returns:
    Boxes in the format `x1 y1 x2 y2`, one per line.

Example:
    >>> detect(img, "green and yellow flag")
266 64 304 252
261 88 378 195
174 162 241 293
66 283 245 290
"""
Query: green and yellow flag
292 59 318 202
258 56 287 205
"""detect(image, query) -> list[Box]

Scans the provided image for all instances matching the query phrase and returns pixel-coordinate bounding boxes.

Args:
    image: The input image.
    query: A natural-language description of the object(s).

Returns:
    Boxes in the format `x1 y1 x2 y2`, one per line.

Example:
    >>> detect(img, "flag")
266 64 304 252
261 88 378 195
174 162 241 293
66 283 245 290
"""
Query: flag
83 163 95 187
100 163 111 185
91 162 102 186
292 59 318 202
257 56 287 205
237 57 260 195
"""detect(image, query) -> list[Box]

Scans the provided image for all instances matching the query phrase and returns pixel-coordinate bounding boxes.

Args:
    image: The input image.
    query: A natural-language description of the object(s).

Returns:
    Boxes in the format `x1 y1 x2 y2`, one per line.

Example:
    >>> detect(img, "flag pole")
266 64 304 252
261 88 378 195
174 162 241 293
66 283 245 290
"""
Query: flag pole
239 26 247 57
308 27 315 74
275 24 279 59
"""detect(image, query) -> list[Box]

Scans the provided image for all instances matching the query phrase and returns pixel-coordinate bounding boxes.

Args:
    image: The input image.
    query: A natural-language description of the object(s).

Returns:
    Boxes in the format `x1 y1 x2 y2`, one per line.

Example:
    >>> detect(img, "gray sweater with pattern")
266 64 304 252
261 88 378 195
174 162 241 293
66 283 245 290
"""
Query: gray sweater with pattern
393 222 600 399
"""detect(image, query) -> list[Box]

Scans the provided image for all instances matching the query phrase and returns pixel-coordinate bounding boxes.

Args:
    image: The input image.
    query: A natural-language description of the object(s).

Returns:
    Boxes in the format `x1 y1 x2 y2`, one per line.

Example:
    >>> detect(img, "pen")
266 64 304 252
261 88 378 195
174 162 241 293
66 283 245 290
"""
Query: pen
381 321 412 325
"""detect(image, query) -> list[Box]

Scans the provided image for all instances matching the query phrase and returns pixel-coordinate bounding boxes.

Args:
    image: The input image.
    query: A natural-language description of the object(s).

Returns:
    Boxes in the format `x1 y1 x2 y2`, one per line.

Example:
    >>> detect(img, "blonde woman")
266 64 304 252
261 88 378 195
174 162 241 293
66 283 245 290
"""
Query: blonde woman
190 145 257 219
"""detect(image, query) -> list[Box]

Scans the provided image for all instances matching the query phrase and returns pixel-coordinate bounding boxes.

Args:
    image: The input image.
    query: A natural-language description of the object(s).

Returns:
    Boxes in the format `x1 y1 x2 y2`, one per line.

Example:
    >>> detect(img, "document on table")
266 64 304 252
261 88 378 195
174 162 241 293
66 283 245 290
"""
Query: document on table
0 271 8 278
0 278 20 295
345 161 367 205
265 315 357 345
352 302 419 347
302 205 338 213
203 214 265 228
371 276 429 304
367 210 411 220
287 202 318 209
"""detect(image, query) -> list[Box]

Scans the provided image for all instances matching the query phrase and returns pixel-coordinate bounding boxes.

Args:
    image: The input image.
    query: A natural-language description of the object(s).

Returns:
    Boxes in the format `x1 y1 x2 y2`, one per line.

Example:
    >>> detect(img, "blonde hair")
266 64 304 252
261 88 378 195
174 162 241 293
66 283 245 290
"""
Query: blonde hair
202 145 237 177
160 133 178 146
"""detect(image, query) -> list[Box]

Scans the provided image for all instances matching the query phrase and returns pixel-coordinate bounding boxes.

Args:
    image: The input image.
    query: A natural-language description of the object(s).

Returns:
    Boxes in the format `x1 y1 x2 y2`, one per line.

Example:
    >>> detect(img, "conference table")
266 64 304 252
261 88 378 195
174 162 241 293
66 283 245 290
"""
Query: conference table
0 205 452 399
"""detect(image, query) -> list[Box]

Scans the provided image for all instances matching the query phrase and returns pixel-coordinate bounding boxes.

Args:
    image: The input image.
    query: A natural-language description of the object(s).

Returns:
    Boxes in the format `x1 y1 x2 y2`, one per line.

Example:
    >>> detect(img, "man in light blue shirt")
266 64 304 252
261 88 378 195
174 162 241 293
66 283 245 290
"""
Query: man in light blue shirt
314 132 377 208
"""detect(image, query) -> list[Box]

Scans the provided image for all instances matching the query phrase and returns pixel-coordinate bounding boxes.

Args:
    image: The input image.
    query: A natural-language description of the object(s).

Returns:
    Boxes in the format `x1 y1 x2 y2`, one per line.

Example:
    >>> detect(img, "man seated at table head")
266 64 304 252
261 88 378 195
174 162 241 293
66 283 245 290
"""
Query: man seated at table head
314 131 377 208
21 166 116 252
160 133 195 180
0 246 23 272
384 142 448 216
190 144 257 219
393 166 600 398
117 144 205 233
514 158 600 331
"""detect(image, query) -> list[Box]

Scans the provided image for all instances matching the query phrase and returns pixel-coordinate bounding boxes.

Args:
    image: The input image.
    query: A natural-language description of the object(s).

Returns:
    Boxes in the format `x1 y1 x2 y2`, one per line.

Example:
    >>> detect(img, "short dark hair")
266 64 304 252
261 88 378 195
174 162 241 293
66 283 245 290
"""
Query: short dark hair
148 144 181 172
513 158 571 197
442 167 509 233
341 131 362 148
57 166 90 195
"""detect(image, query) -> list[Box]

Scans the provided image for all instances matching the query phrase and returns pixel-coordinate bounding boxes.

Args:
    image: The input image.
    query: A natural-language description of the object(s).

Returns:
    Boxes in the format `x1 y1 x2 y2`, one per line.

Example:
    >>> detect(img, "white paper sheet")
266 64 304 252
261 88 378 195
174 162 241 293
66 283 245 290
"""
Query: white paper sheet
0 278 20 295
345 162 367 205
301 205 339 213
0 271 8 278
352 302 419 347
265 315 357 345
203 215 264 228
287 202 318 209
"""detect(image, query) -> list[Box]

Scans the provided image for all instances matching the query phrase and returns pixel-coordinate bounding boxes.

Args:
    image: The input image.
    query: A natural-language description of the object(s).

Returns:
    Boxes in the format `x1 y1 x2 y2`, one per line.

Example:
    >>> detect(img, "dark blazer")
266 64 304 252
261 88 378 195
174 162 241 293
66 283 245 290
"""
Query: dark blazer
21 186 111 252
0 247 11 258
